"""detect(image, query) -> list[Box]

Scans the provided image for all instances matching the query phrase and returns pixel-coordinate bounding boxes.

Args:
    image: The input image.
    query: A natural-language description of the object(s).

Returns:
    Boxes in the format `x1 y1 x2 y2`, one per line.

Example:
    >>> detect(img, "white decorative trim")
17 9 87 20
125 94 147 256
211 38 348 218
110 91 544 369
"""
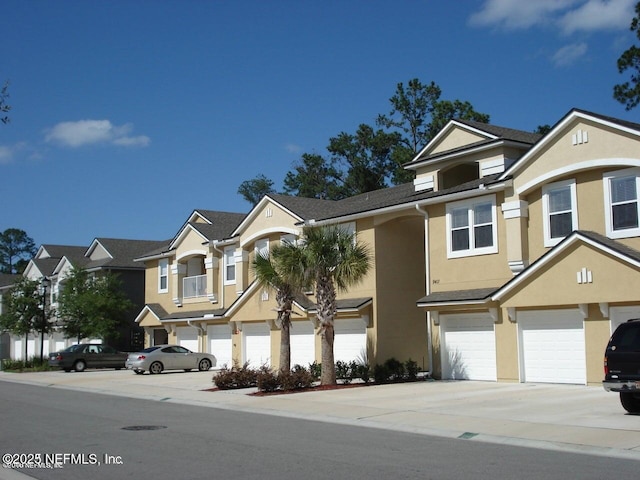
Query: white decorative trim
501 200 529 219
173 297 182 307
241 227 299 248
481 158 506 176
432 311 440 325
489 308 498 323
414 175 434 192
508 260 527 275
234 250 249 262
507 307 516 322
205 257 219 270
571 129 589 145
171 264 186 275
599 302 609 318
517 159 640 196
208 293 218 304
578 303 589 318
176 249 207 262
576 267 593 284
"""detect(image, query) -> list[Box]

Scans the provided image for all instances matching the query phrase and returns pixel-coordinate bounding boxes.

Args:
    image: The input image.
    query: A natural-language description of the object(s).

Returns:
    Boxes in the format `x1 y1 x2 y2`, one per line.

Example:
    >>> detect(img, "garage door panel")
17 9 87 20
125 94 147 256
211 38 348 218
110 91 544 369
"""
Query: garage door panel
176 327 199 352
243 323 271 367
208 325 232 369
519 311 586 384
441 315 496 381
290 321 315 367
334 319 366 364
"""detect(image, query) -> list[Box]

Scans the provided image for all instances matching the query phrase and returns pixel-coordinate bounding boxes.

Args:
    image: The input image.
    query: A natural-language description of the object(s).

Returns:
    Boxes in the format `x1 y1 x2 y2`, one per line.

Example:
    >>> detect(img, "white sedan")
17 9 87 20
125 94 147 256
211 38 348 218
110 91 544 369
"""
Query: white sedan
126 344 216 374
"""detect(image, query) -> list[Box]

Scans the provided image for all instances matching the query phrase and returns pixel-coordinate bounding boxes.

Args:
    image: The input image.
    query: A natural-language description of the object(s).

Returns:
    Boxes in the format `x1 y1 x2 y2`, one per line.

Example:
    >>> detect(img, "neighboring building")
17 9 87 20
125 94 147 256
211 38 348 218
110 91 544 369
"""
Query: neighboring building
0 272 20 361
7 239 166 360
136 108 640 386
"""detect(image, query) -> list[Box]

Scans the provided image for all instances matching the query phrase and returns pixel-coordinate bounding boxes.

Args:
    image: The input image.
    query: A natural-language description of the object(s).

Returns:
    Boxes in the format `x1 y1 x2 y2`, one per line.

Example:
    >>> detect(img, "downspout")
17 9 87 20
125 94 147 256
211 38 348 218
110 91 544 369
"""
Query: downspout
186 320 206 352
415 204 433 377
211 241 225 309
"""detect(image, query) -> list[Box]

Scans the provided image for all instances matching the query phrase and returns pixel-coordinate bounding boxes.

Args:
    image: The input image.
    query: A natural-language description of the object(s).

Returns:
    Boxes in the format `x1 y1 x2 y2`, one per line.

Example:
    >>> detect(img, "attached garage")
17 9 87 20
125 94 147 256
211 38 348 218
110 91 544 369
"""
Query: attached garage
176 326 199 352
333 319 367 363
208 324 232 369
243 322 271 367
610 306 640 334
518 310 586 384
440 314 497 381
290 321 315 367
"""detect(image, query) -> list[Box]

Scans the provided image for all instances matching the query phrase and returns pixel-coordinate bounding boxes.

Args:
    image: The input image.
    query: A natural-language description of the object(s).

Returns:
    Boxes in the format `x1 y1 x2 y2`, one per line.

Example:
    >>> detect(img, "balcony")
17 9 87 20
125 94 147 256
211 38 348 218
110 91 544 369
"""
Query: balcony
183 274 207 299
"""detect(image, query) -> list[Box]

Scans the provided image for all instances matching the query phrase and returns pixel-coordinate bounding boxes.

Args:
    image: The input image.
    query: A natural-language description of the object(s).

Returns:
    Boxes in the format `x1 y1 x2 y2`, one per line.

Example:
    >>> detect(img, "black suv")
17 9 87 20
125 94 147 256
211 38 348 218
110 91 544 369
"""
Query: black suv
603 319 640 413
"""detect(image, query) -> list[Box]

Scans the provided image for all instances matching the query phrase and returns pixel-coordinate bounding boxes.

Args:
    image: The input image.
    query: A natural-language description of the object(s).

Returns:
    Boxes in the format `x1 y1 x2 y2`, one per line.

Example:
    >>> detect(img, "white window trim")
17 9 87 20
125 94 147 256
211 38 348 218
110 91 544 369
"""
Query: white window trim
542 179 578 247
223 247 236 285
255 238 269 259
603 167 640 239
158 259 169 293
446 194 498 259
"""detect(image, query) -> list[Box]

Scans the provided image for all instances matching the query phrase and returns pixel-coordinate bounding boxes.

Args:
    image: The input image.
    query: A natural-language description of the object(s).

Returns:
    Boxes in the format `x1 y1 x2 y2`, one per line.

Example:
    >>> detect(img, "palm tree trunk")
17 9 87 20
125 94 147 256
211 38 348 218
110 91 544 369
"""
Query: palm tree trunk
279 313 291 374
317 274 337 385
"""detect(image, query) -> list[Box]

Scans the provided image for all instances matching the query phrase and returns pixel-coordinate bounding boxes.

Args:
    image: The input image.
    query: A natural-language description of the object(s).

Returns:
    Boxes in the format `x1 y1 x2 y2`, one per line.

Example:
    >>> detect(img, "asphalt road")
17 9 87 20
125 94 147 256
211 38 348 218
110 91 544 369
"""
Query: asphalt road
0 381 638 480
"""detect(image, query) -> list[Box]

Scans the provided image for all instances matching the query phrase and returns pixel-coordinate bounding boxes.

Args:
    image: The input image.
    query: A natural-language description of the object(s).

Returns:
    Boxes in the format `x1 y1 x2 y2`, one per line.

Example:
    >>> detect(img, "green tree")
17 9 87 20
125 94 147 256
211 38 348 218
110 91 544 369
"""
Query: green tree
534 124 552 135
252 245 297 373
275 225 371 385
614 1 640 110
283 153 344 200
377 79 490 183
327 124 401 196
57 267 133 342
0 229 36 274
238 174 276 206
1 80 10 125
0 277 47 360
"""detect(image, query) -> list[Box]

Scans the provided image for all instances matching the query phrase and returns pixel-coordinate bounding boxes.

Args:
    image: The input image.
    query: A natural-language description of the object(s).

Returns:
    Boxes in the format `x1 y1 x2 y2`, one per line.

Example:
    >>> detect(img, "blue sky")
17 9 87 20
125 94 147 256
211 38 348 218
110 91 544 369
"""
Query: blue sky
2 0 638 247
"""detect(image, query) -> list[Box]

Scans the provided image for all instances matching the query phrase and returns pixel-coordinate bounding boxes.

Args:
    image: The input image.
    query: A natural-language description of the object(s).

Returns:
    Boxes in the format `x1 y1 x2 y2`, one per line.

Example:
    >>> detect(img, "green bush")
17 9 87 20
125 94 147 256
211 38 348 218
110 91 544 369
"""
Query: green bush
354 362 371 383
335 360 352 384
256 367 279 392
308 361 321 379
1 357 52 372
373 363 391 384
405 359 419 381
213 362 258 390
280 365 315 391
384 357 405 382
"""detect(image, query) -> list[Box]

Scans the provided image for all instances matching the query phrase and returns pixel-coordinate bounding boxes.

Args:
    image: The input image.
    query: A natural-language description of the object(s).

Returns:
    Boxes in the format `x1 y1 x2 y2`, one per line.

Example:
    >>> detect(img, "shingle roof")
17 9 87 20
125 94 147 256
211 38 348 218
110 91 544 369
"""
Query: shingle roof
266 194 339 221
574 230 640 263
416 287 499 305
454 119 543 145
39 245 87 259
85 239 169 270
193 210 246 239
293 294 373 312
145 303 227 321
0 273 19 289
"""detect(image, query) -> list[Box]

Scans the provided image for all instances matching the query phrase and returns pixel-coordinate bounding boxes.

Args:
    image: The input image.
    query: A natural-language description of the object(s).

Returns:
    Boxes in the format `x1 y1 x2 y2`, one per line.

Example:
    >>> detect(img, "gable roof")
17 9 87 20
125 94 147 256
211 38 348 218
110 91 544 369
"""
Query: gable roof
500 108 640 181
0 273 19 289
170 210 245 248
37 244 87 260
492 230 640 301
84 238 169 270
416 287 499 307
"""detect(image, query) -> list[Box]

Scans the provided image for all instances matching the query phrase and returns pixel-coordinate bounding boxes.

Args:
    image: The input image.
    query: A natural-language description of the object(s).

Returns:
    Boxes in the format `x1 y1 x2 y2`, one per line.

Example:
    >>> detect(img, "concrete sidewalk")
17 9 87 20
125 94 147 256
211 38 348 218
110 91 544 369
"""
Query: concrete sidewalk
1 370 639 461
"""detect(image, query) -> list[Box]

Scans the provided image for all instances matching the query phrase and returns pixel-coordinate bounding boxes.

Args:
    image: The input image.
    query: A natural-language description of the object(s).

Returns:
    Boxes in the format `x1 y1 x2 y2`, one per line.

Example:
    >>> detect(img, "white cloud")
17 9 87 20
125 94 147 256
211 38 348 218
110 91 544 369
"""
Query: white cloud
469 0 579 30
285 143 302 154
469 0 634 32
551 42 588 66
0 145 12 164
559 0 636 34
45 119 150 148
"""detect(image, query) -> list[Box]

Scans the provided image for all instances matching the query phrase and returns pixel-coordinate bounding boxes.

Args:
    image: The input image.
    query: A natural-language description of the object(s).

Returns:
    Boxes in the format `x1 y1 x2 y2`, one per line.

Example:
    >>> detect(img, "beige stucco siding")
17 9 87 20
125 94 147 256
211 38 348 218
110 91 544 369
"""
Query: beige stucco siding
240 201 301 247
372 215 428 368
430 128 487 156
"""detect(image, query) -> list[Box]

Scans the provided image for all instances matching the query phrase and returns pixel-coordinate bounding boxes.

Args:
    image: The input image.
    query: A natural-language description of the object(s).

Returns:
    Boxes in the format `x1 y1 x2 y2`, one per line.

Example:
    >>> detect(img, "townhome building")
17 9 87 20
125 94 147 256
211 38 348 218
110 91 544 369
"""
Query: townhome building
135 108 640 386
5 239 166 359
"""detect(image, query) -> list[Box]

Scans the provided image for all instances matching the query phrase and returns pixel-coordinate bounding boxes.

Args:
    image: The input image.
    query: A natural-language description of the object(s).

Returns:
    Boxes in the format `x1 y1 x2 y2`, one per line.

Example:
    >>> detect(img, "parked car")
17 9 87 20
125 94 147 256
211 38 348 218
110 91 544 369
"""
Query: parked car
48 344 127 372
603 319 640 413
126 345 216 374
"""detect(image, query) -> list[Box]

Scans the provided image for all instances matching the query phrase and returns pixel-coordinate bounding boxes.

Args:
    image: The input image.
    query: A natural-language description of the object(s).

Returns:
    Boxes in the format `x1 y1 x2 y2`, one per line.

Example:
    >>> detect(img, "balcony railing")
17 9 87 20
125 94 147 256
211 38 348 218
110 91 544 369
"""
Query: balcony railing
183 274 207 299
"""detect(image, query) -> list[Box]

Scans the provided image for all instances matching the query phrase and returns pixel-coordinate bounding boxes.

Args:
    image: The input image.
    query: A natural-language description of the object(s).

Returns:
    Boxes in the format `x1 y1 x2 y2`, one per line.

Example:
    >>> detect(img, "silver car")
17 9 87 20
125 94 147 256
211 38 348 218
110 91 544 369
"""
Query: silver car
126 344 216 374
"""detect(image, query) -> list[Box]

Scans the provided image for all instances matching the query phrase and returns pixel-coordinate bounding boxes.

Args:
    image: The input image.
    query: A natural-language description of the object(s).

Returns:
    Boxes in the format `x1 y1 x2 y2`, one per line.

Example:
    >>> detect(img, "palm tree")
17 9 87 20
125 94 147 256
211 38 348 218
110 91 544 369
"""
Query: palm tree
276 225 371 385
252 248 296 373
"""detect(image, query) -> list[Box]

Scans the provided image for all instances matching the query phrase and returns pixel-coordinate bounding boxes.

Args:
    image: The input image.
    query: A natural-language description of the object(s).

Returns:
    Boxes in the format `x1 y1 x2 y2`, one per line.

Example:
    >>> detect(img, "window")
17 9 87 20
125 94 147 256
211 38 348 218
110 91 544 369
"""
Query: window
158 259 168 293
542 179 577 247
604 168 640 239
446 195 498 258
224 247 236 284
255 238 269 259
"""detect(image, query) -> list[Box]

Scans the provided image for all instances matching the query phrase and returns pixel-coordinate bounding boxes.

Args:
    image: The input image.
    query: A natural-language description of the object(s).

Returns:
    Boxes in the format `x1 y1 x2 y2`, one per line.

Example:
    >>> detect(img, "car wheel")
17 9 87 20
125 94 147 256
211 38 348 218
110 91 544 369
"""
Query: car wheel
74 360 86 372
198 358 212 371
149 361 163 374
620 392 640 413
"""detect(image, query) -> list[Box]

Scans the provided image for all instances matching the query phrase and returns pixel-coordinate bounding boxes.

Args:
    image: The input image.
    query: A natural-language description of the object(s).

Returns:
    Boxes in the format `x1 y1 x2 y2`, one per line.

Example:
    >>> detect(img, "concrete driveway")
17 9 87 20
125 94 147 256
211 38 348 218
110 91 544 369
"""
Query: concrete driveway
1 369 639 460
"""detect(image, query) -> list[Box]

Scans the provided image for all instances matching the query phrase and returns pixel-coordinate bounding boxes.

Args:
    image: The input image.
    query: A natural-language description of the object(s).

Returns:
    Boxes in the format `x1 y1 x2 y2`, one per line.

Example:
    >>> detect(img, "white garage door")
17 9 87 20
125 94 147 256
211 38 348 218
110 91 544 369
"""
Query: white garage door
208 324 232 369
243 322 271 367
518 310 586 384
176 327 199 352
334 319 367 363
290 321 315 368
610 306 640 334
441 314 497 381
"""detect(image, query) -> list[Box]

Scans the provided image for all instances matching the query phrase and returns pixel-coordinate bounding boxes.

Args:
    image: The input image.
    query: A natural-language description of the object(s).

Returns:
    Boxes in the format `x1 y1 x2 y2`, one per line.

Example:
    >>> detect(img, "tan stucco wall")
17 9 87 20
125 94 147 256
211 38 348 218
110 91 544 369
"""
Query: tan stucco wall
430 127 487 155
240 201 301 247
372 215 428 368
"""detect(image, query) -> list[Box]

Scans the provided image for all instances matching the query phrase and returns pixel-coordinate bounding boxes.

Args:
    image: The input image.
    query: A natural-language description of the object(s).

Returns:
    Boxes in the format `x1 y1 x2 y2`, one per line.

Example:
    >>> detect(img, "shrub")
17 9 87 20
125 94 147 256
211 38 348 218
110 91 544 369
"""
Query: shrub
1 357 52 372
354 362 371 383
256 367 279 392
213 362 258 390
405 359 419 381
384 357 405 382
373 363 391 384
280 365 315 391
335 360 352 383
308 361 321 380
